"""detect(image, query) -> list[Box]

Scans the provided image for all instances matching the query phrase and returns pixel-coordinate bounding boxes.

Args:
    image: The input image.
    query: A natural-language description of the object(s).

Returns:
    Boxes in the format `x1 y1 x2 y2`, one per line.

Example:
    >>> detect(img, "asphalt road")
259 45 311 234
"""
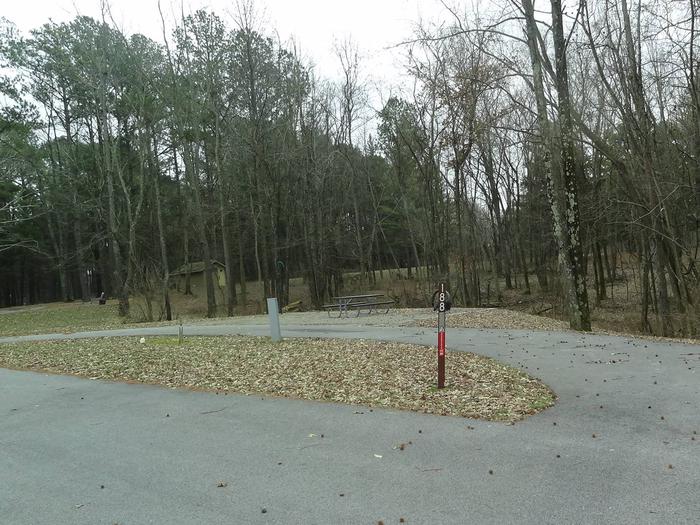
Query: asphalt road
1 321 699 524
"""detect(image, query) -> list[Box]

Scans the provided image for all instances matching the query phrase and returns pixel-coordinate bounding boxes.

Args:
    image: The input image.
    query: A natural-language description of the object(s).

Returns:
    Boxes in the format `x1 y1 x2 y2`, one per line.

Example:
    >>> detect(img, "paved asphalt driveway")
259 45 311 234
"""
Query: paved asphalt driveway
1 322 699 524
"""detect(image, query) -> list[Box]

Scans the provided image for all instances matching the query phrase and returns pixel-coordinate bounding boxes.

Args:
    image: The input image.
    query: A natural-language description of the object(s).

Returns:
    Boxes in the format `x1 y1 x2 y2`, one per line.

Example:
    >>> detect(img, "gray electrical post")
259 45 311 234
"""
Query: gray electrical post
267 298 282 342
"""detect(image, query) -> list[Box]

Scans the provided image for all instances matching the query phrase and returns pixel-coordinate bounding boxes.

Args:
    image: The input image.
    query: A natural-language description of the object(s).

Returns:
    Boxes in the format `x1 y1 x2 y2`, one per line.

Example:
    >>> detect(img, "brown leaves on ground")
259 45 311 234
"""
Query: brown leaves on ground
0 336 555 422
414 308 568 331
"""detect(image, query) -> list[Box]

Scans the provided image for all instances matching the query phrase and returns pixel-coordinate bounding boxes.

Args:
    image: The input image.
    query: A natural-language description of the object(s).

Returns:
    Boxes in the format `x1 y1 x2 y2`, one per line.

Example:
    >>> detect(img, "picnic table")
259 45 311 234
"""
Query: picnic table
322 293 395 318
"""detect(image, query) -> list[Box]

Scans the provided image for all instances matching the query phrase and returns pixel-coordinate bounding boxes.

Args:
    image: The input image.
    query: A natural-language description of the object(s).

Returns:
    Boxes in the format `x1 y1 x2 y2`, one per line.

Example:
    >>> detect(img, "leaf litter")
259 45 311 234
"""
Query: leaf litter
413 309 568 331
0 336 554 422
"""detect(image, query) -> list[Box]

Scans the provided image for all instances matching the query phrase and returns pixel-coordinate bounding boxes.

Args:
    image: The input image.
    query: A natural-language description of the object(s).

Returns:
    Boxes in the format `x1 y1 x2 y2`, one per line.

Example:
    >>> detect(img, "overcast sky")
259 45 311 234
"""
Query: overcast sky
3 1 458 94
2 0 490 139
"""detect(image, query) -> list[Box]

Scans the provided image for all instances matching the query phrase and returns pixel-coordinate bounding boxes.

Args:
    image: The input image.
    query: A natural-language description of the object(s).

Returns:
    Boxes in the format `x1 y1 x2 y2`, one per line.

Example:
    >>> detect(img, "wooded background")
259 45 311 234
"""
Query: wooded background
0 1 698 337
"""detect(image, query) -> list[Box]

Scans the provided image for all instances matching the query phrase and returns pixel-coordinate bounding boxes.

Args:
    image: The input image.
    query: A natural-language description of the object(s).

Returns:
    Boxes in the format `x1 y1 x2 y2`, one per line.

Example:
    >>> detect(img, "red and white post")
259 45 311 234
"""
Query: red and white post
437 283 447 389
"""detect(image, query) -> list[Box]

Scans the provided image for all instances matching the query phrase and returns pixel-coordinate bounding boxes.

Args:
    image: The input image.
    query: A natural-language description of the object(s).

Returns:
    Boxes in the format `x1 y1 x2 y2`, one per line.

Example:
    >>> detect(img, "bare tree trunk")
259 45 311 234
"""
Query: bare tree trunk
105 142 128 316
653 233 672 336
73 224 90 302
522 0 591 330
550 0 592 330
594 241 607 302
214 125 237 316
351 183 367 281
640 243 652 333
184 143 217 317
219 190 237 316
237 215 247 305
250 194 263 299
153 149 172 321
183 228 192 295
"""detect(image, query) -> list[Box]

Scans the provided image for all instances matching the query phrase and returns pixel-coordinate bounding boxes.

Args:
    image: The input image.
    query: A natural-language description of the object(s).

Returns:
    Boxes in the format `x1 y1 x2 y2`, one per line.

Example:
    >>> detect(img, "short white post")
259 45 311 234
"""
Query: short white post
267 298 282 342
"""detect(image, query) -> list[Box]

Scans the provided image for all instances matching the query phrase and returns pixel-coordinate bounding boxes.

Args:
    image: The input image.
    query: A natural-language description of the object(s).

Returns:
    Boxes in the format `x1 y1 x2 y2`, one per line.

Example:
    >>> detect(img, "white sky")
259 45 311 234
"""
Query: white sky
2 0 455 94
3 0 499 139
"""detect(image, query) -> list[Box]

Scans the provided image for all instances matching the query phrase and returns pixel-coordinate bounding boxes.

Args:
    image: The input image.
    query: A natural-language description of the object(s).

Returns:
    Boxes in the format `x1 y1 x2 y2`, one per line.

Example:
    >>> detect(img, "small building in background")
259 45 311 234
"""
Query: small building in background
171 261 226 302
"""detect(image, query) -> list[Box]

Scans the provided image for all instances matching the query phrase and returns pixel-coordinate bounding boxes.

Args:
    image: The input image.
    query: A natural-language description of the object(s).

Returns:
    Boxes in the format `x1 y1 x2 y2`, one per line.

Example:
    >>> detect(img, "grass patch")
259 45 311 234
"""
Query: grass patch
0 303 126 337
0 336 555 422
528 395 554 411
0 302 181 337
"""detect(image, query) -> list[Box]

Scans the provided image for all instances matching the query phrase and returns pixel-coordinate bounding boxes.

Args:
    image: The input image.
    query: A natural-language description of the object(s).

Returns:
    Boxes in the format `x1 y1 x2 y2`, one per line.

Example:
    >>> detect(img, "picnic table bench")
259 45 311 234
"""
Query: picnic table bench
322 293 395 318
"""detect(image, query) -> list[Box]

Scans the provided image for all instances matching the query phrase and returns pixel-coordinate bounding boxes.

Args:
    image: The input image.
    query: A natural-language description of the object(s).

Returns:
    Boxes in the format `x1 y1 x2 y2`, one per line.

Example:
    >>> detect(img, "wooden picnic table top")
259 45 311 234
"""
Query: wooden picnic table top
332 293 385 300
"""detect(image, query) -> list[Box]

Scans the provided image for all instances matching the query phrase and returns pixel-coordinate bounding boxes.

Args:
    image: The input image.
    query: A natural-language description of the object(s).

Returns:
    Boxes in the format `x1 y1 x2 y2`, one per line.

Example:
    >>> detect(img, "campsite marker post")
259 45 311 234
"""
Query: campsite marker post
433 283 451 389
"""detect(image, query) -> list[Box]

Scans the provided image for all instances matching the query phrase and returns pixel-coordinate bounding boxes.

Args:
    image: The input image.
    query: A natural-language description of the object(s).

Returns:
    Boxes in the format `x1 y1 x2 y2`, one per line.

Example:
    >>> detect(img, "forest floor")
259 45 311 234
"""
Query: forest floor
1 263 696 342
0 296 697 344
0 335 554 422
